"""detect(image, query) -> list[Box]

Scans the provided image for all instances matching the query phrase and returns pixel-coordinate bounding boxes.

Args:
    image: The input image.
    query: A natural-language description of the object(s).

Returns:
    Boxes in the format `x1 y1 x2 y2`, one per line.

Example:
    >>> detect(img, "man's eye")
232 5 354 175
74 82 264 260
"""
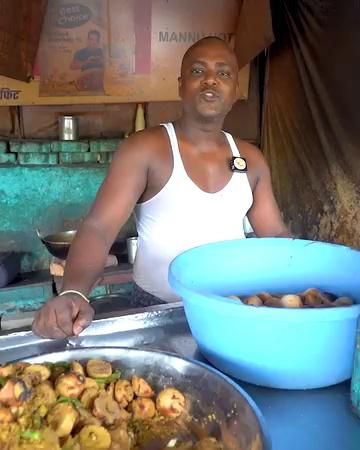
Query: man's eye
191 68 203 75
219 71 231 78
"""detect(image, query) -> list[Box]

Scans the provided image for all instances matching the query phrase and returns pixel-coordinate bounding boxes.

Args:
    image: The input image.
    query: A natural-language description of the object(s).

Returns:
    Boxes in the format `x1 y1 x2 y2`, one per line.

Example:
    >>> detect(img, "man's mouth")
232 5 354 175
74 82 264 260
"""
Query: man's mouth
199 89 220 102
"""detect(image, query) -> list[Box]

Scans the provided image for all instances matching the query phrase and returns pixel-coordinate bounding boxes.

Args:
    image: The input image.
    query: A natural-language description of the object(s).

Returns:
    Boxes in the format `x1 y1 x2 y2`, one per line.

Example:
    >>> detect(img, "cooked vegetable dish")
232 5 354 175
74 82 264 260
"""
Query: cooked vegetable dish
0 359 224 449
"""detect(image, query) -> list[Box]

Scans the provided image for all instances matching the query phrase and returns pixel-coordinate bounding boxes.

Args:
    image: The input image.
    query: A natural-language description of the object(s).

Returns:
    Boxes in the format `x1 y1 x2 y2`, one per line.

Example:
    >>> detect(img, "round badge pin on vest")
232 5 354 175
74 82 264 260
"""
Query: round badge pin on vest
230 156 247 173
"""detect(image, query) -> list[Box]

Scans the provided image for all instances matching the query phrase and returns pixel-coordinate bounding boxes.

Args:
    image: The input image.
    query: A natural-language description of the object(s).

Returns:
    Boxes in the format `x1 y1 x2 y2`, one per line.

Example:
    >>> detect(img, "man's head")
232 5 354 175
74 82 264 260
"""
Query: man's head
178 37 239 123
87 30 101 48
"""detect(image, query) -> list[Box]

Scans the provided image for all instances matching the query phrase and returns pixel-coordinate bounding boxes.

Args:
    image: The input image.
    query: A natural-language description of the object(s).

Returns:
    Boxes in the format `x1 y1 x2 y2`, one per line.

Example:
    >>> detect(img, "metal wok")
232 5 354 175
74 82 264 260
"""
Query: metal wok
36 229 127 260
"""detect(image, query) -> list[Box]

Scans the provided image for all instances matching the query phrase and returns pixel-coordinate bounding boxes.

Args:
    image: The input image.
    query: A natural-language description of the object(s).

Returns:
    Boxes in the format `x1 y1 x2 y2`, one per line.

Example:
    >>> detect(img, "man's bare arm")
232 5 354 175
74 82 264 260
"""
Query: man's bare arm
61 131 151 296
243 145 292 238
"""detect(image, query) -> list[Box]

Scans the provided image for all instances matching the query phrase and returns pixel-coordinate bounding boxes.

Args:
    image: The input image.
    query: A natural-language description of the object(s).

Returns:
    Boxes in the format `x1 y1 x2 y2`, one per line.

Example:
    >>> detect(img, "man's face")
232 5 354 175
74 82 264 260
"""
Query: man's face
88 34 99 48
178 40 239 122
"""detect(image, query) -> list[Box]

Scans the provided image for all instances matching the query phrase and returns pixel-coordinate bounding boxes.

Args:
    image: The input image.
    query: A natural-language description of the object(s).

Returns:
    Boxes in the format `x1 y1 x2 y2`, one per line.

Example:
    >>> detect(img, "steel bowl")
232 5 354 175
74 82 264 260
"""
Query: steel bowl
20 347 270 450
37 229 127 260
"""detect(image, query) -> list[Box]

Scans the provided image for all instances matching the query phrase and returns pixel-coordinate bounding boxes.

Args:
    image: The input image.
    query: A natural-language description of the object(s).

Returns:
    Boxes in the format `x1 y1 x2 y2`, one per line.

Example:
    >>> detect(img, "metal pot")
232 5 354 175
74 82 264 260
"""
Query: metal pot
37 229 127 260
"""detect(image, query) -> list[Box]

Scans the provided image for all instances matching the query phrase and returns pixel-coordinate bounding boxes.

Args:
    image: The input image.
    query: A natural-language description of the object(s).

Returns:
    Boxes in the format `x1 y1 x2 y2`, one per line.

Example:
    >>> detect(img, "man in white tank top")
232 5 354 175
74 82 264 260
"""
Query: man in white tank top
33 37 291 339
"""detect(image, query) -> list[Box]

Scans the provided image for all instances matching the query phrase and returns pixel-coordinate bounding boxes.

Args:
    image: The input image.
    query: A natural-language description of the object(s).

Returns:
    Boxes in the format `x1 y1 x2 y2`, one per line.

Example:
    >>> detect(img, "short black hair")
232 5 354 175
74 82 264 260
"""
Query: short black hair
88 29 100 41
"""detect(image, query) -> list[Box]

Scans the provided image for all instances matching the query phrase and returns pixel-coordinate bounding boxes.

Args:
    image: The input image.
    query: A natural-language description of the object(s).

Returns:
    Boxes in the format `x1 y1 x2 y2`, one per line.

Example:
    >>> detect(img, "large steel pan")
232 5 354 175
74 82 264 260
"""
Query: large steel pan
19 347 270 450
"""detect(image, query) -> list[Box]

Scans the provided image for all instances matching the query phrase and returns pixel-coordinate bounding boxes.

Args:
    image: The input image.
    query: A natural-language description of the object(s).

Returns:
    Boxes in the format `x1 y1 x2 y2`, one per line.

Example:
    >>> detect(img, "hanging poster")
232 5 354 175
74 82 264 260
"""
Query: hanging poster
39 0 107 96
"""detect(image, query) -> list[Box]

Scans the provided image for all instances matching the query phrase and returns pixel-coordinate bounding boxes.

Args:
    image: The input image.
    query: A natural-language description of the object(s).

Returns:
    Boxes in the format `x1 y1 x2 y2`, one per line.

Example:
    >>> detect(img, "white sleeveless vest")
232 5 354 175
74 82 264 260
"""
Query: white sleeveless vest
133 123 253 301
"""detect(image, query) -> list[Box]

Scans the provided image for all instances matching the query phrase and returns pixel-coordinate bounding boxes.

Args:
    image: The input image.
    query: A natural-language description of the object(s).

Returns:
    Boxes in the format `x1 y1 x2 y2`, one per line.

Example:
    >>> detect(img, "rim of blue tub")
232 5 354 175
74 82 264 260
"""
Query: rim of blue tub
168 238 360 322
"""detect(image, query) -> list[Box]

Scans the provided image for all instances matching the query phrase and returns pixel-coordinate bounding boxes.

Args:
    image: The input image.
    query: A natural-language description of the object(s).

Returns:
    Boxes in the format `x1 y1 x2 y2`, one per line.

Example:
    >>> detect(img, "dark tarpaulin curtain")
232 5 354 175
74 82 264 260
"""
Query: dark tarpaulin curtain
262 0 360 247
0 0 47 81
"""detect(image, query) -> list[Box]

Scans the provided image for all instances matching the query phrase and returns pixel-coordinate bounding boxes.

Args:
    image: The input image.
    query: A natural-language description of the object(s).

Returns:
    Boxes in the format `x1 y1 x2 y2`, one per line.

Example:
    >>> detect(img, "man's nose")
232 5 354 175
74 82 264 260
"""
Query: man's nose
202 71 217 86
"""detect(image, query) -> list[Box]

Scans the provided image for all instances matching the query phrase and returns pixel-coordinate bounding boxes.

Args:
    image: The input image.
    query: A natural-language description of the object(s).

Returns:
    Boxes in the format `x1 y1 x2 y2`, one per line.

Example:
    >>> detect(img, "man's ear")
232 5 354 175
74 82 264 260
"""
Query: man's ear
234 76 240 103
178 76 183 98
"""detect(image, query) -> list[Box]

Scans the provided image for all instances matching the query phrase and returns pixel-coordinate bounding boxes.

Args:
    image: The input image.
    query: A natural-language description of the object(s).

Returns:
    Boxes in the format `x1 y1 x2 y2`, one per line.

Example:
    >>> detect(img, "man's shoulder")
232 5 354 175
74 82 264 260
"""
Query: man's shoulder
118 125 168 157
232 138 270 185
234 138 261 159
234 139 268 168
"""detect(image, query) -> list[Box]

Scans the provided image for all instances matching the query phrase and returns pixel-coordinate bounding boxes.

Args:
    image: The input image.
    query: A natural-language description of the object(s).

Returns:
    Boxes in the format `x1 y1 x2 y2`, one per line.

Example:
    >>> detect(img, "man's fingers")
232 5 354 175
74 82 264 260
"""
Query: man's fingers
32 296 95 339
32 309 68 339
72 304 94 335
55 307 75 337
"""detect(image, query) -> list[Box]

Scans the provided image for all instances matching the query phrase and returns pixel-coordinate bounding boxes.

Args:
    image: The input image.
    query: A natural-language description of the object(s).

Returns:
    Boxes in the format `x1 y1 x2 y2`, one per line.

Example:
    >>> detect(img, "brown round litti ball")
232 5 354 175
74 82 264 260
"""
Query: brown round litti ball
280 294 303 308
333 296 354 307
257 292 274 303
243 295 263 307
264 297 283 308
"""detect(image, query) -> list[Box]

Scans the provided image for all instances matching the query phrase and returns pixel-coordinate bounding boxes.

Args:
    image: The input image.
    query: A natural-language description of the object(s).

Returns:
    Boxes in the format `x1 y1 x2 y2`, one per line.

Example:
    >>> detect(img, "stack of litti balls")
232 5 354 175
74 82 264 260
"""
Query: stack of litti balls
229 288 354 308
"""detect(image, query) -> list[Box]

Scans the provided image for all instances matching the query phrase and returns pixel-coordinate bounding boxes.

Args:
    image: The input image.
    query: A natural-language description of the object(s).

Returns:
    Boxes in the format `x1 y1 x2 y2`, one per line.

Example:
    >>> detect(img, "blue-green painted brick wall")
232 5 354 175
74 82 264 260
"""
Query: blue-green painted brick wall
0 165 108 272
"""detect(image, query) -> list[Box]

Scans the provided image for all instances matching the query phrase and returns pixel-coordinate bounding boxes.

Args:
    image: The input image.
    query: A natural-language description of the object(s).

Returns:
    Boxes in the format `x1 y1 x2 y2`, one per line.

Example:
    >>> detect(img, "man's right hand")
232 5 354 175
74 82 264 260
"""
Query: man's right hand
32 294 94 339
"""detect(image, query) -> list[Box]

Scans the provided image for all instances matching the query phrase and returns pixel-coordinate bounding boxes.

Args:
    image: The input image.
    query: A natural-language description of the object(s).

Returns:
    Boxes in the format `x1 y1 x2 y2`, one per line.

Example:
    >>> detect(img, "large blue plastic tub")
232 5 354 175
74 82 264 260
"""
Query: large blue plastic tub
169 238 360 389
